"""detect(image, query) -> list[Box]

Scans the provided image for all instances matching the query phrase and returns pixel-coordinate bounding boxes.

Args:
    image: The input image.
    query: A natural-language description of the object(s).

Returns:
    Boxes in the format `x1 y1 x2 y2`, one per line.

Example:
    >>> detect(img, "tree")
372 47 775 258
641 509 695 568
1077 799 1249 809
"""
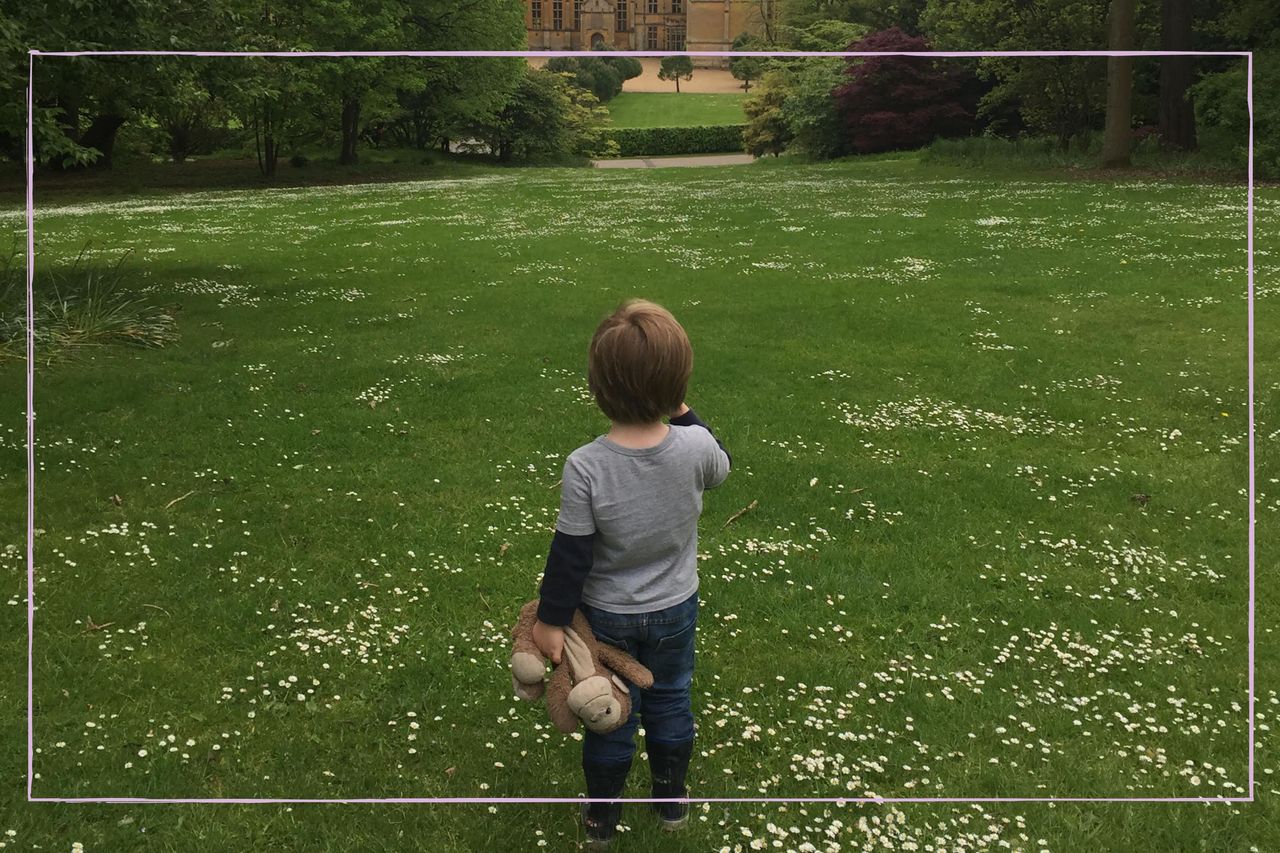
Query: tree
658 56 695 93
780 59 848 158
148 59 233 163
1101 0 1137 167
780 0 928 35
833 27 975 154
921 0 1112 149
743 70 793 156
546 56 623 102
1158 0 1196 150
478 67 614 163
730 34 768 91
778 18 869 51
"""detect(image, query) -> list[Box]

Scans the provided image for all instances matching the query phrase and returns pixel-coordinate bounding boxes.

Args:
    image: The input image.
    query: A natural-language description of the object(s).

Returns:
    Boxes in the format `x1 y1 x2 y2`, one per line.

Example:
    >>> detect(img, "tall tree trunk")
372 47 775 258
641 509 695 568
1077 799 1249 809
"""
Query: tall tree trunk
167 118 193 163
264 133 278 178
339 97 361 165
1159 0 1197 150
1101 0 1137 168
261 102 278 179
79 113 126 169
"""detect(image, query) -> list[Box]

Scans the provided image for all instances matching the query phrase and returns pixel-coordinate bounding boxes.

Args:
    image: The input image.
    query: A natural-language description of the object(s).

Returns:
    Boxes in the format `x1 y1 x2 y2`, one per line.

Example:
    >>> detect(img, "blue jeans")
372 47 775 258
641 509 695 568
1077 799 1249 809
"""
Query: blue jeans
580 591 698 766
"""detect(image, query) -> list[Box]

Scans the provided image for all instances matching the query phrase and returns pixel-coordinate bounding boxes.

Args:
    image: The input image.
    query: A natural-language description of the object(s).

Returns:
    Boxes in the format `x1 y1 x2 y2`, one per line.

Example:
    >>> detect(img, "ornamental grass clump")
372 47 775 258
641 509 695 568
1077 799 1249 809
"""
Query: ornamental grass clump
0 242 178 363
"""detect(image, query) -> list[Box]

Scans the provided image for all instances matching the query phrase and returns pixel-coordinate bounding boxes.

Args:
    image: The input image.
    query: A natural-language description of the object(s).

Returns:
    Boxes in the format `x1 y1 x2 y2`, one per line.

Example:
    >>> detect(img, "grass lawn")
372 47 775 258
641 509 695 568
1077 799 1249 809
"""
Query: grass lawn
605 92 746 128
1 156 1277 850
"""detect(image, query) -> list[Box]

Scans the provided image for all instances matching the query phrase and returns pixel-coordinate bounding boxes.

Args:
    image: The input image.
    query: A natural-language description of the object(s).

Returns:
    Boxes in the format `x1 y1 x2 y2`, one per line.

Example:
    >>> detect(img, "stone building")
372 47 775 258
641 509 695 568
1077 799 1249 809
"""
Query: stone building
525 0 767 67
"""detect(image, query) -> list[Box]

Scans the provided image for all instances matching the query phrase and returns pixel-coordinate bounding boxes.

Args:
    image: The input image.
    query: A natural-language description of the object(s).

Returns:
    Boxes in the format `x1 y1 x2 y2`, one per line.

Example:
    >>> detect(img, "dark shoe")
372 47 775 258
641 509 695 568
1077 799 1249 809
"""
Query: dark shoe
646 739 693 830
582 759 632 848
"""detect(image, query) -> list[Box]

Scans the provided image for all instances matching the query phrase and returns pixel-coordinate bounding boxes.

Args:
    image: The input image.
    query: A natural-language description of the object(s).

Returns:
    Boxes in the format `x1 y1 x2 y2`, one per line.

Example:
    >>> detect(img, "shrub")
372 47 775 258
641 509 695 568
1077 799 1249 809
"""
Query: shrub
479 67 616 162
290 153 310 167
603 125 745 157
743 72 793 157
1190 53 1279 179
0 242 179 363
833 27 977 154
779 59 847 160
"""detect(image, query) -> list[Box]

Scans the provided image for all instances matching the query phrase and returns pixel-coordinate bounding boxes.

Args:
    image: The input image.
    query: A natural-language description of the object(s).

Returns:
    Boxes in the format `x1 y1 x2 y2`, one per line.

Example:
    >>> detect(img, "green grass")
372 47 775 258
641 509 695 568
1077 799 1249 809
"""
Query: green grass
605 92 746 128
1 155 1277 850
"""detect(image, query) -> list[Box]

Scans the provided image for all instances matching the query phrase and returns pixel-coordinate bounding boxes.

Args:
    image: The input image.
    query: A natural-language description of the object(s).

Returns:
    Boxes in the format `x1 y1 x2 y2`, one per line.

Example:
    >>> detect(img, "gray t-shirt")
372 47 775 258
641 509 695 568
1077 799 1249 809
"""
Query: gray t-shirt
555 424 730 614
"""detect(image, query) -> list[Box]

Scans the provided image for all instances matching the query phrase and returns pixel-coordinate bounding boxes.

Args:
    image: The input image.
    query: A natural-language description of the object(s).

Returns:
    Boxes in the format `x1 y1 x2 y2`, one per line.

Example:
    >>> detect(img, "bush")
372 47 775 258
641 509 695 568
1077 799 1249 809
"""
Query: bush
1191 53 1279 179
922 134 1247 177
290 153 310 168
833 27 977 154
0 242 179 364
743 73 792 157
603 125 745 157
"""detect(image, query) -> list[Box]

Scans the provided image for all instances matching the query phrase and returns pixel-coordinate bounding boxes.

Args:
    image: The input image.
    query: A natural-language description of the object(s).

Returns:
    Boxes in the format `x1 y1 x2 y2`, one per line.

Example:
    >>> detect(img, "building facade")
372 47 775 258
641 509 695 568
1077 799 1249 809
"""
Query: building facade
525 0 765 67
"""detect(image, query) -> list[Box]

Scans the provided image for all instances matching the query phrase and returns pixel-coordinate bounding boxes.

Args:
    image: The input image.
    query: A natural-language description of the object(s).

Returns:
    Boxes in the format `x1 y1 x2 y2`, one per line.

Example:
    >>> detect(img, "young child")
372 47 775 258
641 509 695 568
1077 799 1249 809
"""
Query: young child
532 299 731 846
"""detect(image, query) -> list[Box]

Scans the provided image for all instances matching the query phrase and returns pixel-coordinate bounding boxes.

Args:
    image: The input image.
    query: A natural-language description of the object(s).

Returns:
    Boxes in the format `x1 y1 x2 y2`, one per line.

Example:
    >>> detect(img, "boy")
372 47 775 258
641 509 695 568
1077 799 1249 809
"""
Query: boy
532 299 731 847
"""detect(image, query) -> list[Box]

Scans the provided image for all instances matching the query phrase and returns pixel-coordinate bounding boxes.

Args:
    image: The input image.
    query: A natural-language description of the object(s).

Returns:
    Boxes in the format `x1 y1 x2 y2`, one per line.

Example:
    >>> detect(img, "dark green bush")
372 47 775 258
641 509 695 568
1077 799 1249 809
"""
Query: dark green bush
603 125 746 157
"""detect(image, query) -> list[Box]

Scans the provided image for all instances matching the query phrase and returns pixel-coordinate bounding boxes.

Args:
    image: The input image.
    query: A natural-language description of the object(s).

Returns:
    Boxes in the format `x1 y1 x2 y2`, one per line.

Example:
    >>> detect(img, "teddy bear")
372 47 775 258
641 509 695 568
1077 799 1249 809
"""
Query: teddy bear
510 599 654 734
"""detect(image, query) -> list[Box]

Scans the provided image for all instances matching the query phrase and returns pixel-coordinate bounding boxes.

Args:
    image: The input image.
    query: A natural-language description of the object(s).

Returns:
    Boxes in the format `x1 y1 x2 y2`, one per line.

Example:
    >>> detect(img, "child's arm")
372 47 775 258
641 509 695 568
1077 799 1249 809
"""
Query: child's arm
671 403 732 488
534 455 596 663
670 403 732 468
534 530 594 663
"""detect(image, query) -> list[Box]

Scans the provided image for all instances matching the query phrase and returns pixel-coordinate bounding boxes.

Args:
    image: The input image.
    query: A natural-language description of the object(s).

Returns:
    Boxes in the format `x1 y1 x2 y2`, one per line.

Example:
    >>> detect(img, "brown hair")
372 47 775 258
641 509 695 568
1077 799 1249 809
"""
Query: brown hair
587 299 692 424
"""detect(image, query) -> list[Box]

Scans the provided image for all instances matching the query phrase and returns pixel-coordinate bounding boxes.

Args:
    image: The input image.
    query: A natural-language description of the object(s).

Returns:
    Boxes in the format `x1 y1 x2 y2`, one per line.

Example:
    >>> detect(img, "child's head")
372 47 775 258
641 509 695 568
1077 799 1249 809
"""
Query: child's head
588 299 692 424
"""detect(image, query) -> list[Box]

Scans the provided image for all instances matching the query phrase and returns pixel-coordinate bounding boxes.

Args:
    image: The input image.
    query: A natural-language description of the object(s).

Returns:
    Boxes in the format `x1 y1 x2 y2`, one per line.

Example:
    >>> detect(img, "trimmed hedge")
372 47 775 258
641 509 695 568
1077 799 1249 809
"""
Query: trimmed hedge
603 124 745 157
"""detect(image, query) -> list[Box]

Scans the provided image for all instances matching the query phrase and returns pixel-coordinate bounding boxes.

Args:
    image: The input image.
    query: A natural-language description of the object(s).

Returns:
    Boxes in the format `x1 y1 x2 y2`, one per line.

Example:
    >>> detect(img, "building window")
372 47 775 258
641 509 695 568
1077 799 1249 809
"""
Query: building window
672 0 682 11
615 0 628 31
573 0 581 30
552 0 562 29
532 0 542 27
646 24 659 50
647 0 658 14
665 26 685 51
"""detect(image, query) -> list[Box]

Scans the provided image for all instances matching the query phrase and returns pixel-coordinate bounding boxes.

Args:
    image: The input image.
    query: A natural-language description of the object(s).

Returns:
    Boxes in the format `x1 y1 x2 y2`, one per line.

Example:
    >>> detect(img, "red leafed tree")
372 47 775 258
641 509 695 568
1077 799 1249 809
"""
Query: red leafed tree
832 27 975 155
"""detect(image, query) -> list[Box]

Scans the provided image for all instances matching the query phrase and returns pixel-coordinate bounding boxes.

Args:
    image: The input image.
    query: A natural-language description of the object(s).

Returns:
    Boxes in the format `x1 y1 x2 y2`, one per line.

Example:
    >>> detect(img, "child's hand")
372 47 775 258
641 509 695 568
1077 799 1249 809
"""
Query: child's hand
532 619 566 665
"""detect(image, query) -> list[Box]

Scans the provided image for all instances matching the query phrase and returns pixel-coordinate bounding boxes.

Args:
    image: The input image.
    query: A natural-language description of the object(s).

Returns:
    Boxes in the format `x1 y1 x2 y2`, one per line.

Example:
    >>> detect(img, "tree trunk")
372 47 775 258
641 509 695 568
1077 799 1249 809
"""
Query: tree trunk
675 76 681 94
1101 0 1136 168
167 119 193 163
1159 0 1197 150
264 133 278 178
340 97 361 165
79 113 126 169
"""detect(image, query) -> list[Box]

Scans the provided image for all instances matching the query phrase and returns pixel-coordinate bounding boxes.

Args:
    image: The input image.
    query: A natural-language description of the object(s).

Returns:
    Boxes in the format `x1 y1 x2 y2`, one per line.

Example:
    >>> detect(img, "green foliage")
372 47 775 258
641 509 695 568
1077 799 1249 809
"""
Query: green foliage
920 0 1113 144
543 48 642 105
922 132 1247 176
777 18 870 51
780 0 928 33
1190 51 1280 179
0 242 177 363
730 34 769 91
603 124 746 156
778 59 847 158
595 47 644 83
546 55 627 103
658 56 695 92
479 67 616 162
743 71 794 157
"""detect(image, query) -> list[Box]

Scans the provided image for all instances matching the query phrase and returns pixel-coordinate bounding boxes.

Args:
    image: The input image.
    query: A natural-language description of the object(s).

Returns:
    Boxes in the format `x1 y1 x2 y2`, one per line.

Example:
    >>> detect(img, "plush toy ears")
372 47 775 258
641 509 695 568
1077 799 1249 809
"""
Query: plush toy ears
610 673 627 693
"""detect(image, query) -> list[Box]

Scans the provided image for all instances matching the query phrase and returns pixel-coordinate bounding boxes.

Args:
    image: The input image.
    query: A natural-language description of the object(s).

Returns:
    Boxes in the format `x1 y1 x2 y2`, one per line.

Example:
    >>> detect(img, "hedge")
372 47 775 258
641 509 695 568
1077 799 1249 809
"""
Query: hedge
603 125 746 157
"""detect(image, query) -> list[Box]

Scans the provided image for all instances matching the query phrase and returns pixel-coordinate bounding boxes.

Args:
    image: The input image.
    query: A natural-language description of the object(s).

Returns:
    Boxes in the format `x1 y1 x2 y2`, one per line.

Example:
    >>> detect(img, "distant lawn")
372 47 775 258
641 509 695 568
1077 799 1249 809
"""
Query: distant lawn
605 92 746 128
